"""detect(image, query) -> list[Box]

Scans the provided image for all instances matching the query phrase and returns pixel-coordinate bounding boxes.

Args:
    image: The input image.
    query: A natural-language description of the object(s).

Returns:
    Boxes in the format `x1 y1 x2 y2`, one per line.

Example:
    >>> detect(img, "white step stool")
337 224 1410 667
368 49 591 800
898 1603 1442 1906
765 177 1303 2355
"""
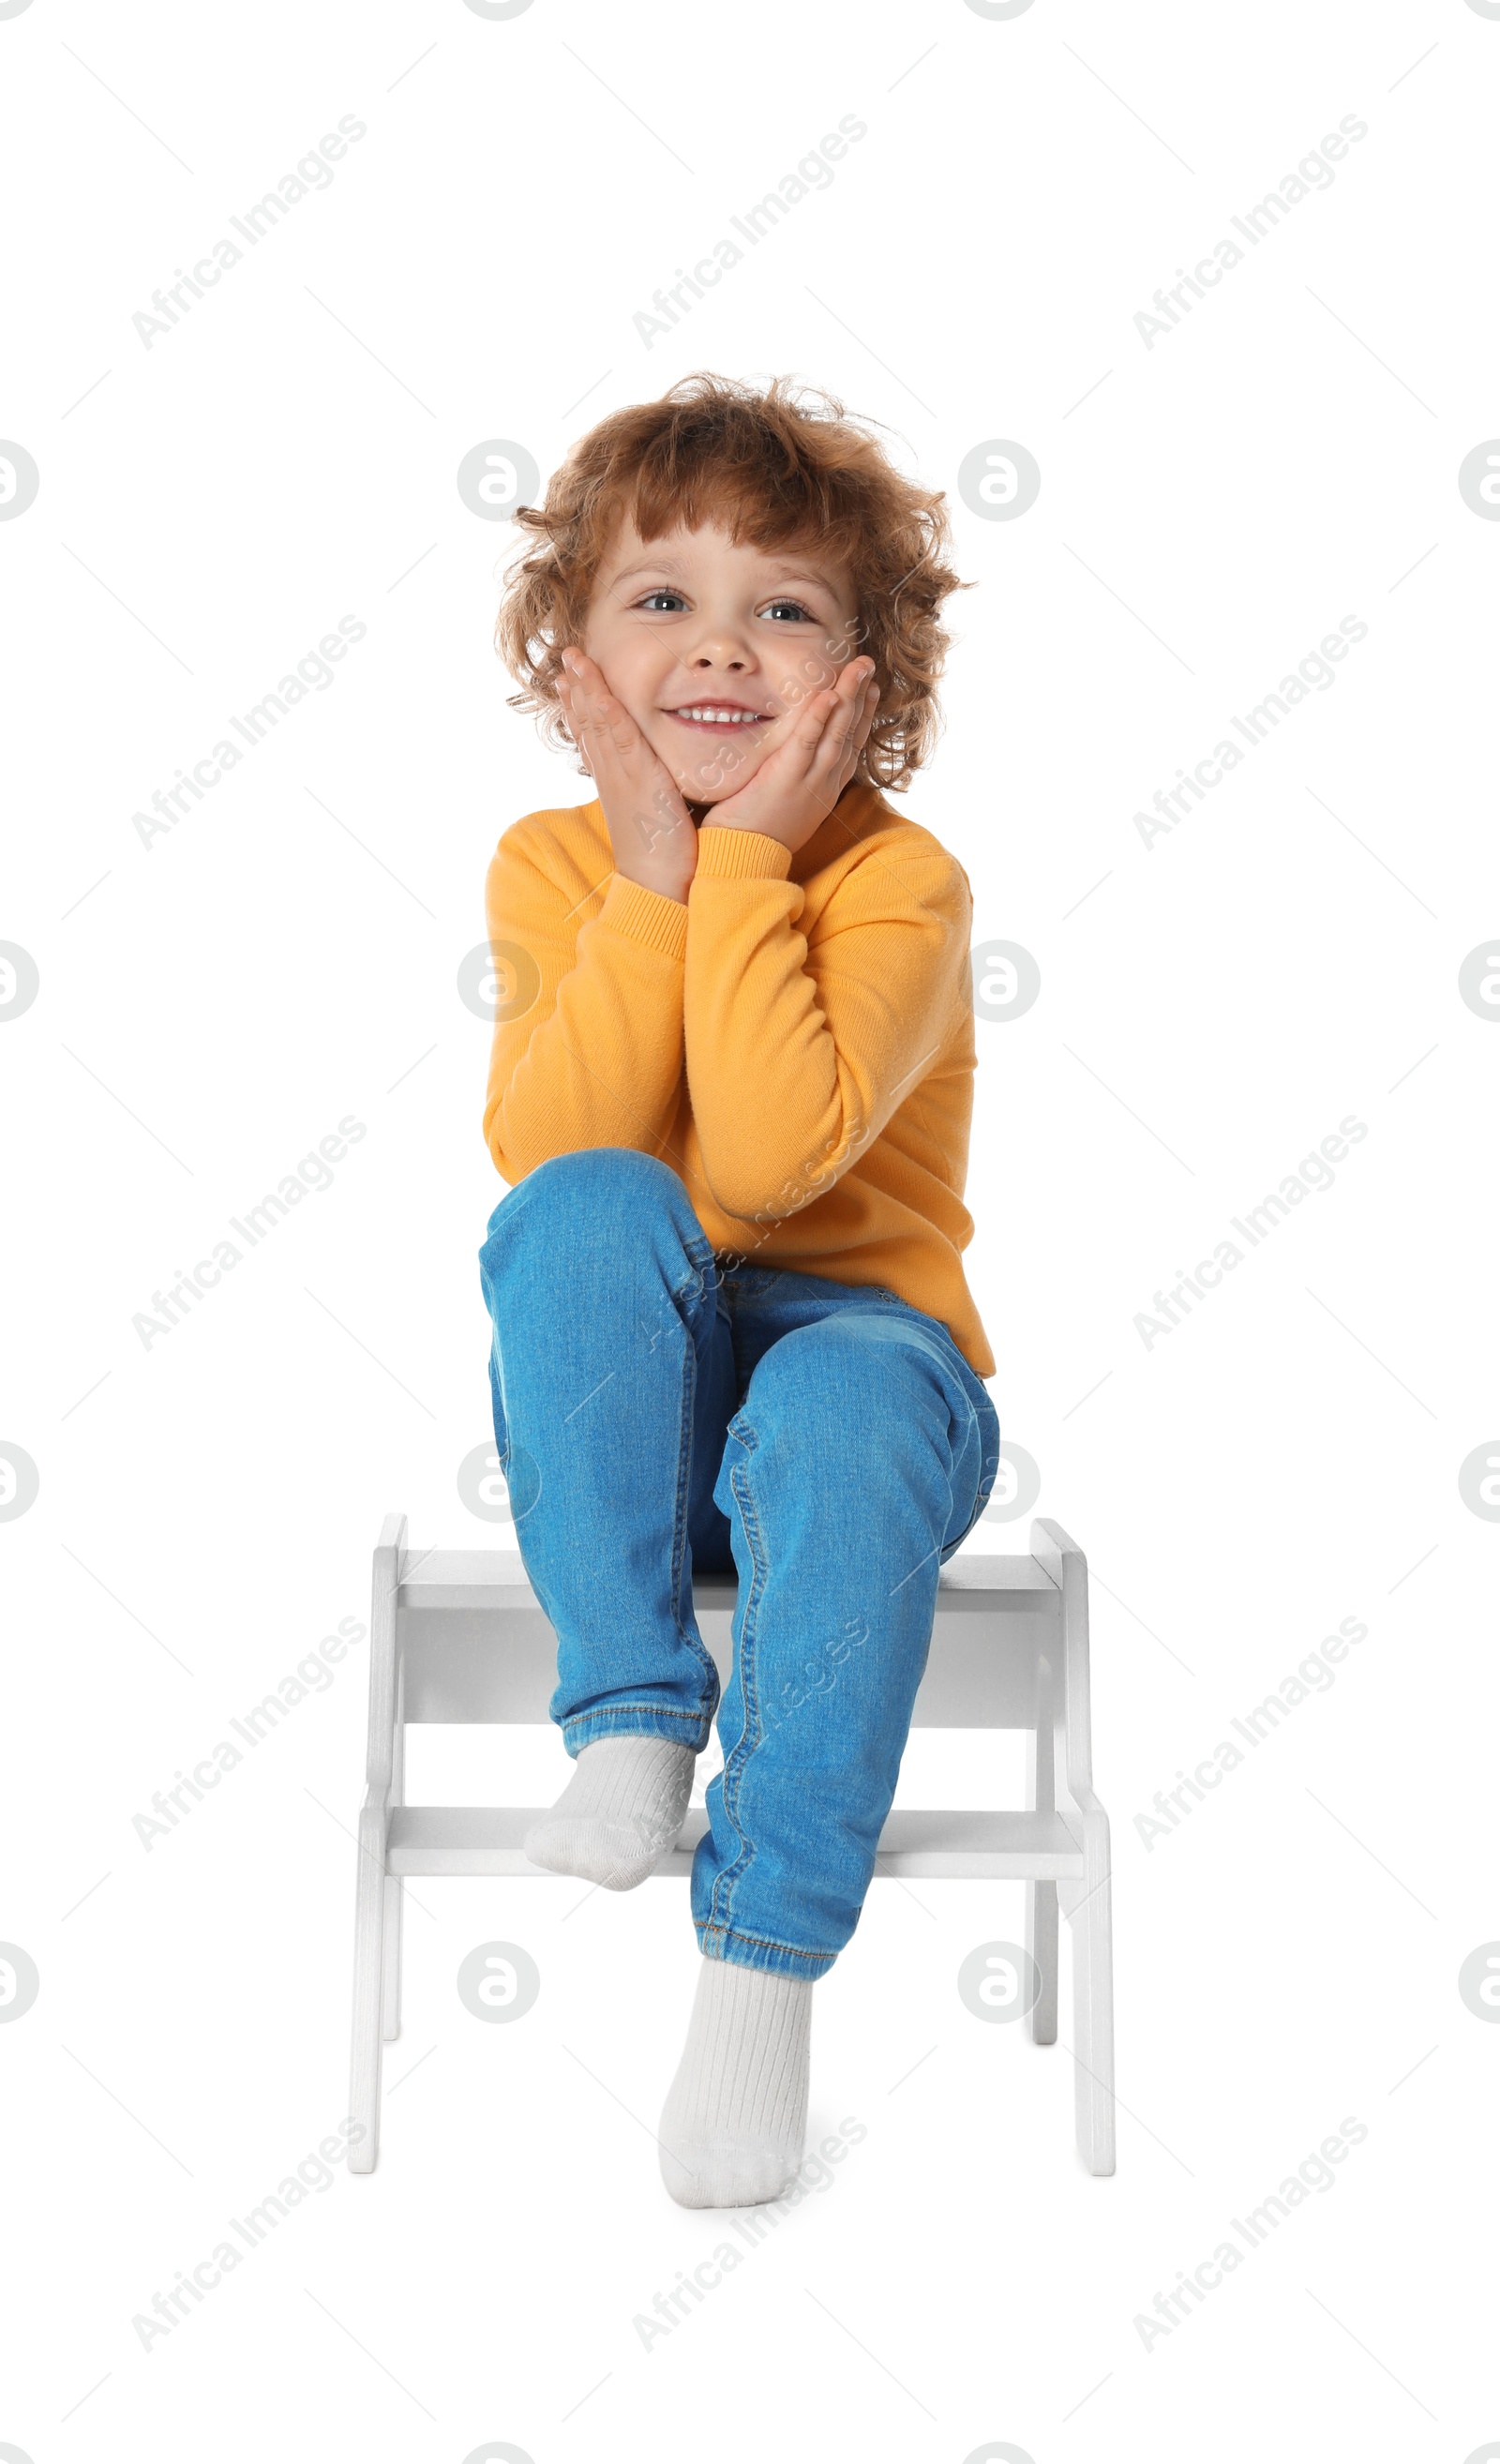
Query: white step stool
348 1512 1116 2177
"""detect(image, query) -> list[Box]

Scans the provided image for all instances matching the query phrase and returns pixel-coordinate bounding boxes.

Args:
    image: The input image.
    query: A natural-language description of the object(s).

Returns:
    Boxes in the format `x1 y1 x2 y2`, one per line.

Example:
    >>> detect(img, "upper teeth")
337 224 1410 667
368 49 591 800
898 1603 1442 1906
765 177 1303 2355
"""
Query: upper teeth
677 707 758 723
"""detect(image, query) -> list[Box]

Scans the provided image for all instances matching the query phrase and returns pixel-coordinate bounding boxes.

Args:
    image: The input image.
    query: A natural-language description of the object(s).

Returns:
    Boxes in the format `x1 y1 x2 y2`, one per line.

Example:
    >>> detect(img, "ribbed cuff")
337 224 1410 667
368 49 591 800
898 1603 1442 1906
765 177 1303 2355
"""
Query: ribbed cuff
694 826 795 881
599 872 690 958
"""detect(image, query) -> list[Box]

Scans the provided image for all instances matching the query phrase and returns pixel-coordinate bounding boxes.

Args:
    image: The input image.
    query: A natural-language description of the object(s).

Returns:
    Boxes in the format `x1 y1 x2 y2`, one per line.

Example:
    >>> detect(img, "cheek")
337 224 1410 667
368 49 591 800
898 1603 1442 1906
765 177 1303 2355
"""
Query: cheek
584 632 652 713
770 645 840 708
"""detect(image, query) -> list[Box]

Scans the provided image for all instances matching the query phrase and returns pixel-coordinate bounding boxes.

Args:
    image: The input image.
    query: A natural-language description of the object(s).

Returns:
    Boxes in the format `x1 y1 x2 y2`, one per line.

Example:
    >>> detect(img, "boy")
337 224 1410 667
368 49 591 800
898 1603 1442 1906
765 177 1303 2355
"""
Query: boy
478 373 998 2209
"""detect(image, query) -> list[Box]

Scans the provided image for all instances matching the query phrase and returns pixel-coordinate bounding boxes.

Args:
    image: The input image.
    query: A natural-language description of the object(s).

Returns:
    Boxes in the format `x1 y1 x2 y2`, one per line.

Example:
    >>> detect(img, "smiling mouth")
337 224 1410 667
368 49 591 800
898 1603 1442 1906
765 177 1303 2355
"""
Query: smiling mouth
663 703 772 731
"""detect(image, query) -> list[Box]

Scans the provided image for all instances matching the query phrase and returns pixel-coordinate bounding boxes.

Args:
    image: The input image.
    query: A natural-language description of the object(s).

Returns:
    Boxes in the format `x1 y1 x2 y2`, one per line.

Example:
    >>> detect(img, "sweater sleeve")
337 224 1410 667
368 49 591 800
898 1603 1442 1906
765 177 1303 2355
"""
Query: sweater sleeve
682 821 971 1224
481 819 691 1186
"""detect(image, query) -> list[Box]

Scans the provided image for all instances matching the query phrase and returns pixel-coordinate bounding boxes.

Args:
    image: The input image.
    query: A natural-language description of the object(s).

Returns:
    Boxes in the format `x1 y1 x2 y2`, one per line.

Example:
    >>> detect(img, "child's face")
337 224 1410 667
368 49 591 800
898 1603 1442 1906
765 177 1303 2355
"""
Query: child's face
579 518 862 805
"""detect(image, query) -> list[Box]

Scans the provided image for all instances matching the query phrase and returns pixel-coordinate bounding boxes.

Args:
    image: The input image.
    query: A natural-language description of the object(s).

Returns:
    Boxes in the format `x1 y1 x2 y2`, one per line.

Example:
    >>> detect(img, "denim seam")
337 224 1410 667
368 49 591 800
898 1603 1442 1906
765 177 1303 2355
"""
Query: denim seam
946 1390 1003 1555
694 1921 832 1968
709 1417 767 1934
944 1498 986 1556
562 1705 708 1737
945 1449 995 1547
940 1393 996 1555
667 1261 721 1718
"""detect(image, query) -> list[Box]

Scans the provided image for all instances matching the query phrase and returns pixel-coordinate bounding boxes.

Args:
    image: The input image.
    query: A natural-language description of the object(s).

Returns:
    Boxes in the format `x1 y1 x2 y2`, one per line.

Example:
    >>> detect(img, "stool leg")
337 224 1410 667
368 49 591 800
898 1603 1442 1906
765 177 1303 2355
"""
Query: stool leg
1030 1520 1116 2175
348 1799 387 2174
1026 1713 1058 2044
382 1722 404 2042
1061 1813 1116 2176
350 1512 403 2175
1028 1880 1058 2044
381 1881 403 2042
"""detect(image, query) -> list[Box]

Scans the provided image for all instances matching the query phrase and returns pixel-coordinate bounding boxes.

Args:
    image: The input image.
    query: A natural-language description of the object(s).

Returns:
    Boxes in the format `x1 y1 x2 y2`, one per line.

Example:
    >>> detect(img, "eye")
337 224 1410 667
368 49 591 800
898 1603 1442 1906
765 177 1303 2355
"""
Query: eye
761 596 816 624
635 587 687 612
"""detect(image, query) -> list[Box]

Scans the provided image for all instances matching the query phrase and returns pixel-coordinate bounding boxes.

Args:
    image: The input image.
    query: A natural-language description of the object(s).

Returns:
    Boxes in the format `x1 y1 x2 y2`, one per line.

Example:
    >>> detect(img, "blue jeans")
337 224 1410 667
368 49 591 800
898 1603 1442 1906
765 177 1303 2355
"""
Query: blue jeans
477 1149 1000 1980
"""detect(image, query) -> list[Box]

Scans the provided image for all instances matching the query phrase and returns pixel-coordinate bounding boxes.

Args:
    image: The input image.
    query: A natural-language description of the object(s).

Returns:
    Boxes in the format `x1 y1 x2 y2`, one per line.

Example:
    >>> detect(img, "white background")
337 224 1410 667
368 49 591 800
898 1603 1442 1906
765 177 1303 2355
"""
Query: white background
2 0 1496 2456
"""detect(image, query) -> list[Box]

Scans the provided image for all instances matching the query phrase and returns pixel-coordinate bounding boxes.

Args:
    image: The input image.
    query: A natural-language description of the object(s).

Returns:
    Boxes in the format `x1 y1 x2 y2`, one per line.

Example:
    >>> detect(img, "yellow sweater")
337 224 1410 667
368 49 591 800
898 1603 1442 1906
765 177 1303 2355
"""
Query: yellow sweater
482 780 995 1378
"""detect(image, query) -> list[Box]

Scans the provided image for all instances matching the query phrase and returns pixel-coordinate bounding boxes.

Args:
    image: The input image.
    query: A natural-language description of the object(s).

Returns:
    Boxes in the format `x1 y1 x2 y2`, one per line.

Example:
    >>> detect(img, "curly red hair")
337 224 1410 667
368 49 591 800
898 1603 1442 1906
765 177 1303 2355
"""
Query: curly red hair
493 371 968 793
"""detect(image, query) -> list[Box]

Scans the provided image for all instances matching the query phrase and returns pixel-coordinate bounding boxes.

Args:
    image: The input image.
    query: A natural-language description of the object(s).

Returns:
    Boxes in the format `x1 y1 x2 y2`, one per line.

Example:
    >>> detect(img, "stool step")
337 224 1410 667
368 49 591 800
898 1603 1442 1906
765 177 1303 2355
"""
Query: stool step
384 1805 1085 1881
394 1553 1060 1610
394 1554 1063 1734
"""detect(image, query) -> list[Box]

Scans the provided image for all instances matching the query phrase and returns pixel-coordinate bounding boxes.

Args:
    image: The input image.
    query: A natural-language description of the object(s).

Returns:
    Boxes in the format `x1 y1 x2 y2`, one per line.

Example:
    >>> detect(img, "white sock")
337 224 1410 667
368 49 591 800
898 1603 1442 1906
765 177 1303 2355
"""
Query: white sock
658 1956 813 2208
523 1734 696 1890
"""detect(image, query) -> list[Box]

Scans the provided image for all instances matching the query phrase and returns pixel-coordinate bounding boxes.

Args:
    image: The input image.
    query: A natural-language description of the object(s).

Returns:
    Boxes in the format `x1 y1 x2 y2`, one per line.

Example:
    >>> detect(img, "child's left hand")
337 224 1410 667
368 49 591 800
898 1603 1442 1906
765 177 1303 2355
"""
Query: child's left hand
707 658 879 854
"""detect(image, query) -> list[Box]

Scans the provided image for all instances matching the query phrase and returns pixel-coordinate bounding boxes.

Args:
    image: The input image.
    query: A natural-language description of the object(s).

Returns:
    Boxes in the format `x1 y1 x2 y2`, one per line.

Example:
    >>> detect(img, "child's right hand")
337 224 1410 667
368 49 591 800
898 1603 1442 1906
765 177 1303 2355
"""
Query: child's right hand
557 647 698 905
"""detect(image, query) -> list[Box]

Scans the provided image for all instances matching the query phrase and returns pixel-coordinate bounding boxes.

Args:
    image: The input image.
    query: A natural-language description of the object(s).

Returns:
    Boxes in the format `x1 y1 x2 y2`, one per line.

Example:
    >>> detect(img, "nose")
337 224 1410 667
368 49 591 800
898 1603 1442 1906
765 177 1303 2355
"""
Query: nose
682 612 754 672
687 644 749 674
